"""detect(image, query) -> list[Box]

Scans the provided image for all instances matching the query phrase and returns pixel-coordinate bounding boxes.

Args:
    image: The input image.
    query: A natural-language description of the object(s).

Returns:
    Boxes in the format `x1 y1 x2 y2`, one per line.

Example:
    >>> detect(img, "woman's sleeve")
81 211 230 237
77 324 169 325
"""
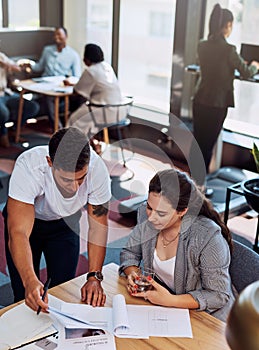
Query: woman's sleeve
229 45 258 79
118 225 143 276
188 231 232 312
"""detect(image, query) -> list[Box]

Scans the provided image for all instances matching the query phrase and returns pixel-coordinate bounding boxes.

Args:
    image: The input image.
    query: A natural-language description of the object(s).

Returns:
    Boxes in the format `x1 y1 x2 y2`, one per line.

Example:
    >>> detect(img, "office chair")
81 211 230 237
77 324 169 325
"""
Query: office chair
86 96 134 182
229 240 259 294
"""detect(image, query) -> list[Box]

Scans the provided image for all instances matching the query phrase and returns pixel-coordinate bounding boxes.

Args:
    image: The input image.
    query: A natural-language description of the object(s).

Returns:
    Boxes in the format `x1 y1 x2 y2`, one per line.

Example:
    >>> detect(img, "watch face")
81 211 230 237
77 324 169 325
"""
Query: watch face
95 271 103 281
87 271 103 281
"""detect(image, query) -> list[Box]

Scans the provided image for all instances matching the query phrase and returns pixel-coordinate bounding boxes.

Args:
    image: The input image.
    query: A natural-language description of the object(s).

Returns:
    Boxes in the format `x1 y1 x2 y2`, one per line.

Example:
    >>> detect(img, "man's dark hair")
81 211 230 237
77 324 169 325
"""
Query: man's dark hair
49 127 90 172
55 26 68 36
84 44 104 63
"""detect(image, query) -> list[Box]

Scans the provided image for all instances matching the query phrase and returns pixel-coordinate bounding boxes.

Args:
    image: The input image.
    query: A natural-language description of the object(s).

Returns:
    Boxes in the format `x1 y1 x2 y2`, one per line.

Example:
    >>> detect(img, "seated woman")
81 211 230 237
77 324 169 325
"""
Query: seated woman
119 168 235 321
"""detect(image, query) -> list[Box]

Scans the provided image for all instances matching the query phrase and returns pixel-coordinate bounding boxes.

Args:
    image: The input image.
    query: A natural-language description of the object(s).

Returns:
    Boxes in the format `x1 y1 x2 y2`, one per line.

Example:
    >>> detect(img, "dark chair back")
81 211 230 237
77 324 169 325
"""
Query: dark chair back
230 240 259 294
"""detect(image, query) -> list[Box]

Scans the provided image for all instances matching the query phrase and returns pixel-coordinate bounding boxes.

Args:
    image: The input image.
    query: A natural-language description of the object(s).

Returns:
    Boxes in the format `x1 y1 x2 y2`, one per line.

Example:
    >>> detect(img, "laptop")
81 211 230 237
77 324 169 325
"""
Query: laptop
240 43 259 64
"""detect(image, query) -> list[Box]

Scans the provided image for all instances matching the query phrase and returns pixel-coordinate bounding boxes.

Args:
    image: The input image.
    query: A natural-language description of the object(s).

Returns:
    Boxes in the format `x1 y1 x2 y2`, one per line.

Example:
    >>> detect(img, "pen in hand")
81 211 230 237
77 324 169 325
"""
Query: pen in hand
37 277 51 315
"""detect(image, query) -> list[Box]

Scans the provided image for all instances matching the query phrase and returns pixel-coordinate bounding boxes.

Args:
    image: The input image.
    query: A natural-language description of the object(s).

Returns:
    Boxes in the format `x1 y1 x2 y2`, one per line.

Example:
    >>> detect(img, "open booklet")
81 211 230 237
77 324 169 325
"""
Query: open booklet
0 302 57 349
48 294 193 339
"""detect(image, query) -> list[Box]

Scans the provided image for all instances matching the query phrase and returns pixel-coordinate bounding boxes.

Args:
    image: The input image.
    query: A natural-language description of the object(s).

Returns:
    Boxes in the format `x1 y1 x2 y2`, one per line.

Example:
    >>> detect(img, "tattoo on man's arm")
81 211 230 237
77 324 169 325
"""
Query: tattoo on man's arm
92 202 109 217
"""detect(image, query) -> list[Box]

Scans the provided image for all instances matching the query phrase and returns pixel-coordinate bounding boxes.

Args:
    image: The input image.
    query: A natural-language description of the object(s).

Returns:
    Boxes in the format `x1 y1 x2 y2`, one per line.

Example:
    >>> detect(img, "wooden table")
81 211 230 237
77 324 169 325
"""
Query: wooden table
0 263 230 349
15 77 74 143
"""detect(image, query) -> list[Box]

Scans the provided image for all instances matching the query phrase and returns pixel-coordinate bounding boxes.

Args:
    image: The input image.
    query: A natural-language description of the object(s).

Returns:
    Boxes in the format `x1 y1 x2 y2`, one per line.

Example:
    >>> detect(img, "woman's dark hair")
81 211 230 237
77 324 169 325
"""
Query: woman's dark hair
49 127 90 172
208 3 234 39
149 169 232 252
84 44 104 63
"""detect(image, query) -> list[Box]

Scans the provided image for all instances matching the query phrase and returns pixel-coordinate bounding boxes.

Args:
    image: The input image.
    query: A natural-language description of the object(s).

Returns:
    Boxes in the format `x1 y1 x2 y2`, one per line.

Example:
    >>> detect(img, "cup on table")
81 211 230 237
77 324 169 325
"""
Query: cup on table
134 268 155 292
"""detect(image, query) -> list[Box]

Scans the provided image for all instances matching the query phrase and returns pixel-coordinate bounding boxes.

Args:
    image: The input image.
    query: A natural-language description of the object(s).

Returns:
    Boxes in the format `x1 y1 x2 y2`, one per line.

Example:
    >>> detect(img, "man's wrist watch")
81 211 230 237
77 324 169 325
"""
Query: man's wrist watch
86 271 104 282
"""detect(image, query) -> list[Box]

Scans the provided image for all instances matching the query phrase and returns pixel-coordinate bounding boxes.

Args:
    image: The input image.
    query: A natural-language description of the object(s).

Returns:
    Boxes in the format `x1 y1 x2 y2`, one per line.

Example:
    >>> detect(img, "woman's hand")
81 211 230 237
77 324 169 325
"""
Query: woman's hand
131 278 173 306
126 270 139 294
251 61 259 70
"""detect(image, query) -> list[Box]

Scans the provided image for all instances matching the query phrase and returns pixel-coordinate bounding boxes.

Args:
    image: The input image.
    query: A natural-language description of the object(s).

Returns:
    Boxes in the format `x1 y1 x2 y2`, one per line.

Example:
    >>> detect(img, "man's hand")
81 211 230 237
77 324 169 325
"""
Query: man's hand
63 76 79 86
24 278 49 312
81 279 106 307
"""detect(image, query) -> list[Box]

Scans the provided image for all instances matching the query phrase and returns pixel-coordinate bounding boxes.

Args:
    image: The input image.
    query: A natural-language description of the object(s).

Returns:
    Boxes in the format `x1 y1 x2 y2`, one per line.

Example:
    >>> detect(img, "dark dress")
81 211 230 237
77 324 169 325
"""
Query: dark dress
191 35 257 185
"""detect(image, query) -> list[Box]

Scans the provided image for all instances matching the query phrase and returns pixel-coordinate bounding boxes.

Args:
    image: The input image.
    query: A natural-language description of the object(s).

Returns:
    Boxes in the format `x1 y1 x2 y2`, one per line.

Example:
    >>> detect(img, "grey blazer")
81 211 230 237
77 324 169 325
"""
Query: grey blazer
194 35 257 108
119 205 235 322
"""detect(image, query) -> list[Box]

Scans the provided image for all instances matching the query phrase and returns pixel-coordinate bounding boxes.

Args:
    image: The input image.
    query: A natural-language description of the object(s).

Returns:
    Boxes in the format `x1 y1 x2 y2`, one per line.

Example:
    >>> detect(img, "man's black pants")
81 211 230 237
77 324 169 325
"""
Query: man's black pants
4 207 81 302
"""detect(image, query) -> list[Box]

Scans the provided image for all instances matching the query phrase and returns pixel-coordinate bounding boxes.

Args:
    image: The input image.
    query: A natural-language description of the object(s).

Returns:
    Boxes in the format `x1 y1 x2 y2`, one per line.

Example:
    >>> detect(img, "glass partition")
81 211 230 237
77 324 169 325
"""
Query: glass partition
118 0 176 113
8 0 39 28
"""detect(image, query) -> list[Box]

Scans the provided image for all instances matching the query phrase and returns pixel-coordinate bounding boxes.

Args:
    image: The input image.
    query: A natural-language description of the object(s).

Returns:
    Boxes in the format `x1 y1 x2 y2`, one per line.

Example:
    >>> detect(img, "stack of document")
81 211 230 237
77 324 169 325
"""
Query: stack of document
48 294 193 339
0 294 192 350
0 302 57 349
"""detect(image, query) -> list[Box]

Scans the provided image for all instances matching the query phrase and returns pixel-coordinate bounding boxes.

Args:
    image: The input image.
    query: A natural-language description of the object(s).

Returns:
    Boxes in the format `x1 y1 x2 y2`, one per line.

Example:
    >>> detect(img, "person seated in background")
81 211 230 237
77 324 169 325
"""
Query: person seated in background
66 43 123 137
0 51 40 147
119 168 235 322
23 27 81 130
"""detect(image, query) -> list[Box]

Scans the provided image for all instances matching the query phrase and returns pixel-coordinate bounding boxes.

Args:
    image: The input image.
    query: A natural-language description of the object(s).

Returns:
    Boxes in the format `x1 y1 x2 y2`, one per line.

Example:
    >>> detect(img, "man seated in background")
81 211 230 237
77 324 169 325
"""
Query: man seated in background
24 27 81 130
0 50 40 147
66 43 123 137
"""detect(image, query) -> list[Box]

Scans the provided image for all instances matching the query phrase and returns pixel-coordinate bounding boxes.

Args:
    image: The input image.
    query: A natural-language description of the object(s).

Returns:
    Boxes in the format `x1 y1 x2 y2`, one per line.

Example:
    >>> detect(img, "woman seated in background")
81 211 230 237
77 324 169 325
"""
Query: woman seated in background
119 168 235 321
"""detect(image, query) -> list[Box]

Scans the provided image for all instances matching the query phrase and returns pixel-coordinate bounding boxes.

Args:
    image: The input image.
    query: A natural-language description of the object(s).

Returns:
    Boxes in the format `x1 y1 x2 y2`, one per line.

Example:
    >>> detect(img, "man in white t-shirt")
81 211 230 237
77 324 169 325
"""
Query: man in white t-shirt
4 127 111 312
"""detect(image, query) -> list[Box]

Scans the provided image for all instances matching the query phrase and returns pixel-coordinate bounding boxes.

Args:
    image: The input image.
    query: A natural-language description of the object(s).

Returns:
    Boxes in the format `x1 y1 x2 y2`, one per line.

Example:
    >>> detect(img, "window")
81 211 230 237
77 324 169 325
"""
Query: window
118 0 176 113
8 0 39 28
149 12 172 37
85 0 113 64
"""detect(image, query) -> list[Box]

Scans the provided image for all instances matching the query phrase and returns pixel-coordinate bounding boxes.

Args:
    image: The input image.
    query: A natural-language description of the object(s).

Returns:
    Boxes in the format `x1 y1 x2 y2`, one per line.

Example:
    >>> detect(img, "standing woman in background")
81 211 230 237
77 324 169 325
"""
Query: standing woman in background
191 3 259 195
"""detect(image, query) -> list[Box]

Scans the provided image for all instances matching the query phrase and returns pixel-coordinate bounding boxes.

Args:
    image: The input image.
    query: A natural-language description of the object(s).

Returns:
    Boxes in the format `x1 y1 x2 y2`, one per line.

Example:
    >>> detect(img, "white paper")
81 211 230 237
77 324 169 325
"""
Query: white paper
134 305 193 337
47 294 192 339
48 294 148 339
57 333 116 350
39 76 66 83
112 294 148 338
25 82 60 92
0 302 57 349
22 76 75 93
